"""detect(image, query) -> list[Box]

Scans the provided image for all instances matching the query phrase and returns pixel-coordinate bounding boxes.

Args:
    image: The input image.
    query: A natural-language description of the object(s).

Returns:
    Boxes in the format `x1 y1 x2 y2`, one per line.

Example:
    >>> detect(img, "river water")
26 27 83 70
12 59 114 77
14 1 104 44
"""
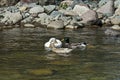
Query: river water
0 27 120 80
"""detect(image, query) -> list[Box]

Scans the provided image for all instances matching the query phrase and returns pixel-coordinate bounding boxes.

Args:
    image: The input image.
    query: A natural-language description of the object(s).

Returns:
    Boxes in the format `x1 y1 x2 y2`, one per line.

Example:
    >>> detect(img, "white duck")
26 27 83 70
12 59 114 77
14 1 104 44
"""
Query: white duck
44 38 62 50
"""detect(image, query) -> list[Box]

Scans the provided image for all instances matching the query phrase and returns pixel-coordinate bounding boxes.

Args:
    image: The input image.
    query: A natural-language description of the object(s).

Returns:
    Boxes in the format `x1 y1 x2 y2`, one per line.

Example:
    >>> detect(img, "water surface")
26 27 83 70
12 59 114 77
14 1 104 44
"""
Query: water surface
0 27 120 80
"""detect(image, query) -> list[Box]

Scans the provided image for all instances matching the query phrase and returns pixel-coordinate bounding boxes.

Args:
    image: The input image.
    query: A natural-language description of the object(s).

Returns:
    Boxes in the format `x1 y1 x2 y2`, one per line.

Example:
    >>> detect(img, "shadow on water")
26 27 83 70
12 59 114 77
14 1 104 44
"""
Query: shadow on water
0 27 120 80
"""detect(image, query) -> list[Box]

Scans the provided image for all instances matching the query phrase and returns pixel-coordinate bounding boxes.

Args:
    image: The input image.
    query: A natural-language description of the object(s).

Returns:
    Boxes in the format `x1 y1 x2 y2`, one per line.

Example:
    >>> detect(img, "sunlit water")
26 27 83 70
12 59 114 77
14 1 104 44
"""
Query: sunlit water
0 27 120 80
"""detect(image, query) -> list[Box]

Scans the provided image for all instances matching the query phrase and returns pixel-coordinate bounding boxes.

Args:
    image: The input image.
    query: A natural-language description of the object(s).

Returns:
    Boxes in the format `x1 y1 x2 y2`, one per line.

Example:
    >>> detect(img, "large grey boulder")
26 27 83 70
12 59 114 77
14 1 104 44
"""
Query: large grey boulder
47 20 64 29
97 0 114 17
29 6 44 14
81 10 98 25
73 4 90 16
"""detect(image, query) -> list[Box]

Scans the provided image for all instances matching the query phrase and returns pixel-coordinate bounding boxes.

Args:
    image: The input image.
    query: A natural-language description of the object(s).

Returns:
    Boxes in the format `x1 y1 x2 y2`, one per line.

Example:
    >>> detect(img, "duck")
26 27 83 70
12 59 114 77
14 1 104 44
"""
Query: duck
44 37 62 50
50 41 73 54
62 37 87 50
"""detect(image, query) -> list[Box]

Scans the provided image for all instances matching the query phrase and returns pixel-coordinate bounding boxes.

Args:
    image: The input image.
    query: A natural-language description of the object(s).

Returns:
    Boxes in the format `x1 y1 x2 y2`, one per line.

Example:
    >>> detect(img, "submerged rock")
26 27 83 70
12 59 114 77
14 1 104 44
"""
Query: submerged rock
105 28 120 36
105 25 120 36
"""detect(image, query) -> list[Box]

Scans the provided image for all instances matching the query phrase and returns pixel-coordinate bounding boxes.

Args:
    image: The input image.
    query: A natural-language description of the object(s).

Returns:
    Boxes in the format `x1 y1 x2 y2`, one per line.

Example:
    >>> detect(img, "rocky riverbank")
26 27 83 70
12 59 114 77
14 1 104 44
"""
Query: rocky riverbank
0 0 120 36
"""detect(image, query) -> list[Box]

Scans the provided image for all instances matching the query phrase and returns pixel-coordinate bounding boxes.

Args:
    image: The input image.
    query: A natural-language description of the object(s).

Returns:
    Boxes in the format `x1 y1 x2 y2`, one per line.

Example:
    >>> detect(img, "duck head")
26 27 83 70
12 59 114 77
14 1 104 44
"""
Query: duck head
49 38 57 43
62 37 70 43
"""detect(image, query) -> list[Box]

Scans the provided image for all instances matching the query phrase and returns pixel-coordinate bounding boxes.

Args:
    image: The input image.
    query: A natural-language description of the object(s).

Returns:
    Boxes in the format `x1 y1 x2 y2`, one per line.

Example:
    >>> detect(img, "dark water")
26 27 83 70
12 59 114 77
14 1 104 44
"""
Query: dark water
0 27 120 80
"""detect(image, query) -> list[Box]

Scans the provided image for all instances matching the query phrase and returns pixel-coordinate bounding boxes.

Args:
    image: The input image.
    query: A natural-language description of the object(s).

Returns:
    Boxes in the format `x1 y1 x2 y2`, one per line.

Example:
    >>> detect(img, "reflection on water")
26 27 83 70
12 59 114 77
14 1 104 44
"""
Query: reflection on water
0 27 120 80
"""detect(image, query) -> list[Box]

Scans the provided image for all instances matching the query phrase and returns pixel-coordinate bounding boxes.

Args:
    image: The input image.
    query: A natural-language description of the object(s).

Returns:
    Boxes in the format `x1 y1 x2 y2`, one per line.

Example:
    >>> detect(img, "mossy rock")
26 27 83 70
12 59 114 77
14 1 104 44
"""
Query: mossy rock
27 69 53 76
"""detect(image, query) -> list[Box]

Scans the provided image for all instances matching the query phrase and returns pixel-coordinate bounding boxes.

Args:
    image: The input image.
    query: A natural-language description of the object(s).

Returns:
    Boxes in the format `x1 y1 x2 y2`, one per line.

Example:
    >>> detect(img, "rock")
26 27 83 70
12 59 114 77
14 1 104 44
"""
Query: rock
50 11 63 18
105 25 120 36
1 11 22 24
59 9 77 16
29 6 44 14
97 0 114 17
104 18 111 25
38 0 48 5
38 13 48 18
114 0 120 8
10 12 22 24
88 1 98 10
0 0 7 6
0 14 4 21
36 13 49 25
24 23 35 28
6 6 19 13
111 25 120 30
73 4 90 16
60 16 71 26
115 6 120 16
97 12 104 19
0 0 19 6
43 5 56 13
81 10 98 25
105 28 120 36
65 25 78 29
50 11 63 20
21 12 30 19
72 15 82 21
60 0 74 7
111 15 120 25
70 0 84 8
47 20 64 29
19 6 28 12
21 16 33 23
98 0 108 7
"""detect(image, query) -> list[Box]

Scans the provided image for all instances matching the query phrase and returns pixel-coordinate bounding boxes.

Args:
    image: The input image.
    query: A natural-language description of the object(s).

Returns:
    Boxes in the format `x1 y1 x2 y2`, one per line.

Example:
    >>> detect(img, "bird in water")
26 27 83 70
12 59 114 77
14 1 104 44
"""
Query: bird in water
50 40 73 54
61 37 87 50
44 37 62 50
